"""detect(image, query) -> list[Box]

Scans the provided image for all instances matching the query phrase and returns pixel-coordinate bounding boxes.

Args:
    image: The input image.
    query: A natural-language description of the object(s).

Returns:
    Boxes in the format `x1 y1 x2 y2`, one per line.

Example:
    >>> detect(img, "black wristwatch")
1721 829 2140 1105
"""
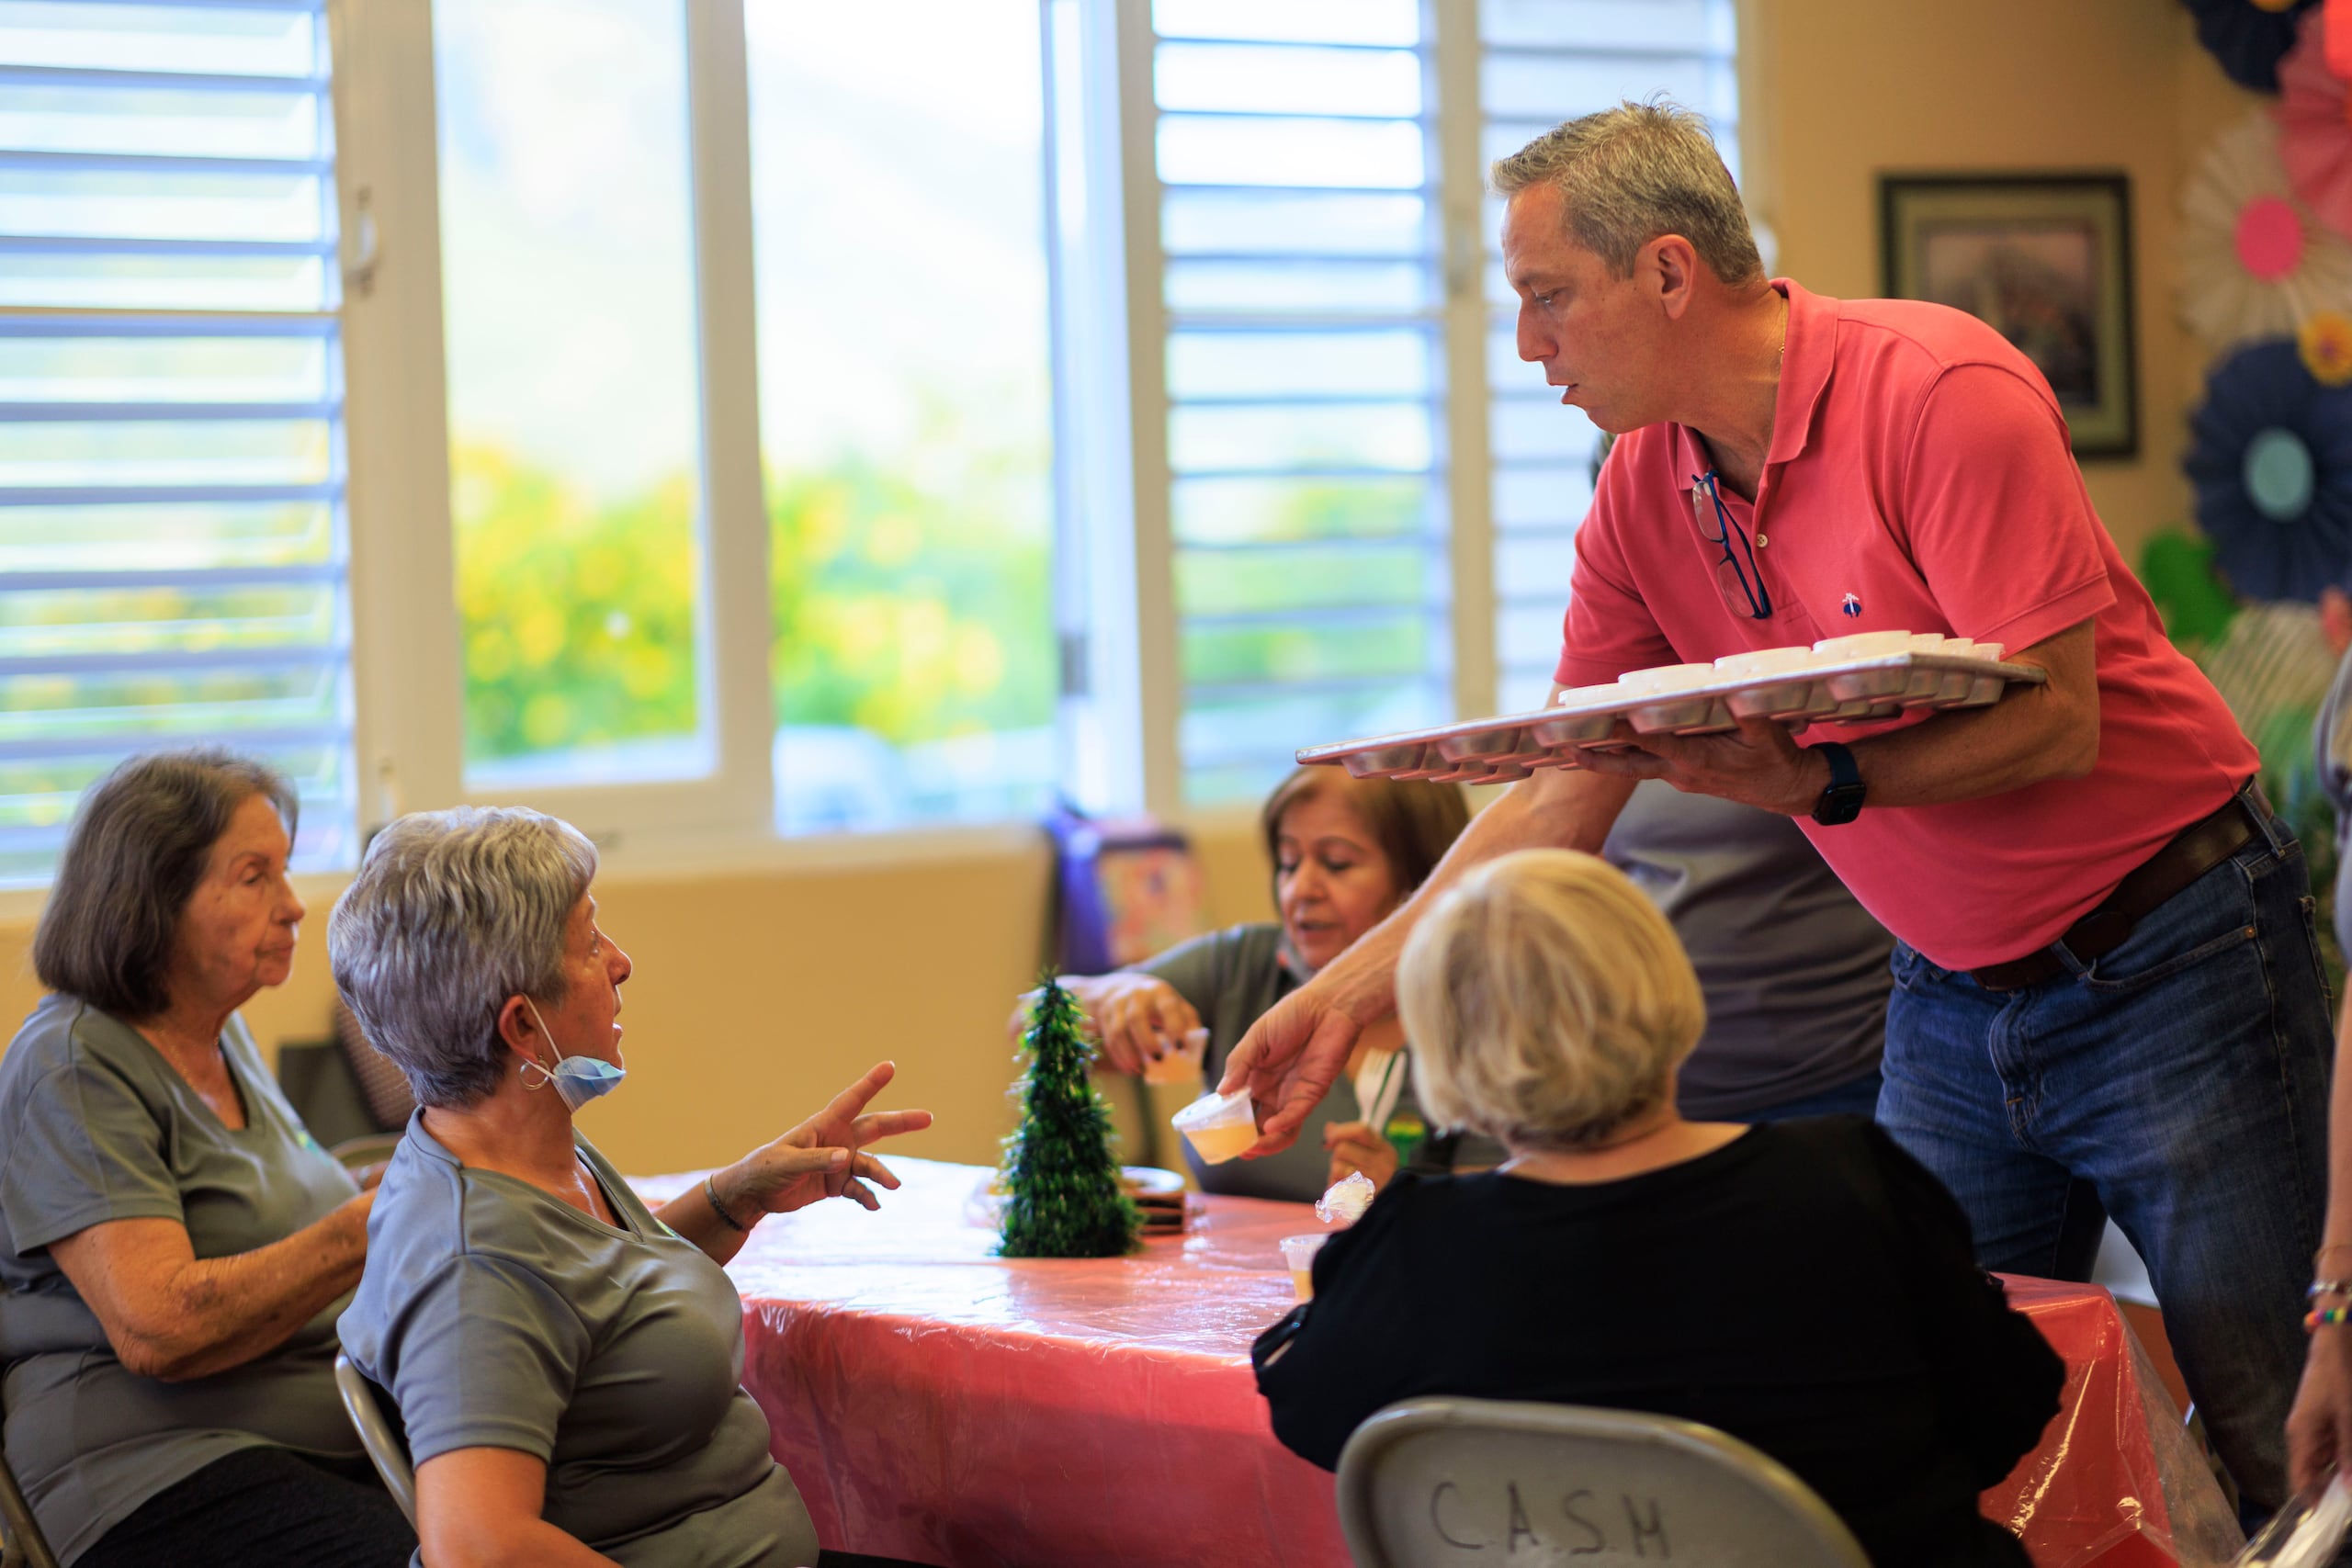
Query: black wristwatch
1811 742 1866 826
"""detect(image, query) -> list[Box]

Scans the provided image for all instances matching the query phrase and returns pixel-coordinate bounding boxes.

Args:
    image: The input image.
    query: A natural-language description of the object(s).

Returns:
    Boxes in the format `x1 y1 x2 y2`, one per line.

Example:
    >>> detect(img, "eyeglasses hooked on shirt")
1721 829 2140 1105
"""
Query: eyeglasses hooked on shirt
1691 469 1773 621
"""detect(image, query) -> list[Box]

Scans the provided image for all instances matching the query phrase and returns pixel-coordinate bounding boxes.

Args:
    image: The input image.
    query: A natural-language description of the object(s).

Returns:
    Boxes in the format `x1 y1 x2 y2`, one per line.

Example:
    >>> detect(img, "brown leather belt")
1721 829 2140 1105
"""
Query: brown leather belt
1968 784 2272 992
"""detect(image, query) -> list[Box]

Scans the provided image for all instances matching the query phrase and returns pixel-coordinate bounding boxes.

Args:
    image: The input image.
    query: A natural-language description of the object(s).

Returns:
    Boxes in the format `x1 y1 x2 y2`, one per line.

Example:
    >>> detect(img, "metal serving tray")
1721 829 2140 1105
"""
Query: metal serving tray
1299 651 2047 786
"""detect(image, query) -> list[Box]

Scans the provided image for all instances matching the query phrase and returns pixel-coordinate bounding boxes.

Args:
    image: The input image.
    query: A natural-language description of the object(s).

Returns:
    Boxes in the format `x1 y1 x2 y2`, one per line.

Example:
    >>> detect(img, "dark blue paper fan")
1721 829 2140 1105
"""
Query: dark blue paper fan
2184 337 2352 601
2181 0 2319 93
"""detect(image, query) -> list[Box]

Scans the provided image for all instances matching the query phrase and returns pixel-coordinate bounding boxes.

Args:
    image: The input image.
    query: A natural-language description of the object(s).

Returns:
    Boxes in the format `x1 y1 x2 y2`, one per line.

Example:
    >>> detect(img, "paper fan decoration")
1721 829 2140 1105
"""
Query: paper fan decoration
2183 0 2320 94
2181 110 2352 350
2302 308 2352 381
2185 338 2352 601
2280 6 2352 238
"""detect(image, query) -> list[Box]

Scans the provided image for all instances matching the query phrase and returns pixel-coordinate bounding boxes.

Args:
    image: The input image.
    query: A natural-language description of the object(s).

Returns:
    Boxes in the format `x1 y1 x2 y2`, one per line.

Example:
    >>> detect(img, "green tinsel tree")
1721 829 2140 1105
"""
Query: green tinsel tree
999 974 1141 1258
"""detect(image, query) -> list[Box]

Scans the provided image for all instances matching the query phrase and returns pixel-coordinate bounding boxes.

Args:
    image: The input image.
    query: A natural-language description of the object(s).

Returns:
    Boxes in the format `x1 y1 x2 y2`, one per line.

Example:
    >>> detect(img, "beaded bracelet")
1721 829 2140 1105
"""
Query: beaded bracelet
705 1174 751 1233
2307 1305 2352 1330
2312 1280 2352 1300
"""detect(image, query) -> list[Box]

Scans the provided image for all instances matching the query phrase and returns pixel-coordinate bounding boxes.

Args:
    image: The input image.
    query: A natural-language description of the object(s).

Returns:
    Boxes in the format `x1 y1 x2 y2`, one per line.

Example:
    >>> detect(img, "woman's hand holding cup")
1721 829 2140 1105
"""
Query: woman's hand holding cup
1080 974 1203 1077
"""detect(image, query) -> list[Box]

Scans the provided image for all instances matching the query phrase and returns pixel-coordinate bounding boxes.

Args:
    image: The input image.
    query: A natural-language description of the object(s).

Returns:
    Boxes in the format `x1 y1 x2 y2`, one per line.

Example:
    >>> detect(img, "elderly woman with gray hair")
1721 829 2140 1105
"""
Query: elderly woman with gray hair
0 749 413 1567
1253 849 2064 1568
330 806 930 1568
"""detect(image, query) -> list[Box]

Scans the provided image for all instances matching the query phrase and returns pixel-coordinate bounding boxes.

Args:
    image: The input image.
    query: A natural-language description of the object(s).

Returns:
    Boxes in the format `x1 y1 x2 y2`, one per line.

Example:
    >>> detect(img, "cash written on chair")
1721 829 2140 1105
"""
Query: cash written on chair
1335 1397 1871 1568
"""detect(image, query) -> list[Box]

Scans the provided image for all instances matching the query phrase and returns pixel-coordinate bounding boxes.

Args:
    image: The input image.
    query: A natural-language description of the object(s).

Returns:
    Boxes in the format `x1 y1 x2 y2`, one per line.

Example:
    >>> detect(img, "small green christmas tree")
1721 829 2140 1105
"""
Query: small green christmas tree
999 973 1141 1258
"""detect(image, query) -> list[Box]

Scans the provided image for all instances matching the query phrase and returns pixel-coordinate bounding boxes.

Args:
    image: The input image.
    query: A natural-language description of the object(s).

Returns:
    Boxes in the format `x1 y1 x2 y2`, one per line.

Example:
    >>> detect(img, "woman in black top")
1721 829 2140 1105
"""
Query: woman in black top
1253 849 2062 1568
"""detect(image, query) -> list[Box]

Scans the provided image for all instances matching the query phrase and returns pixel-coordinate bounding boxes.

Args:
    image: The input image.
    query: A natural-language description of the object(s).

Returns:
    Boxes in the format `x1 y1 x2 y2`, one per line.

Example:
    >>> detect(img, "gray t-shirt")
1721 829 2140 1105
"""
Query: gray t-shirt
339 1113 816 1568
1604 781 1893 1117
1142 924 1506 1201
0 993 366 1565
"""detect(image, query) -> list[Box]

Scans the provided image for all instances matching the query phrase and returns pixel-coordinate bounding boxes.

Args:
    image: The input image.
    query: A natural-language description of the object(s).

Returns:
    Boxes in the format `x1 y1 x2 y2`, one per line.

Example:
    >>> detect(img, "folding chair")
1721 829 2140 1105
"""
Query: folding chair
1335 1397 1871 1568
334 1354 416 1528
0 1438 60 1568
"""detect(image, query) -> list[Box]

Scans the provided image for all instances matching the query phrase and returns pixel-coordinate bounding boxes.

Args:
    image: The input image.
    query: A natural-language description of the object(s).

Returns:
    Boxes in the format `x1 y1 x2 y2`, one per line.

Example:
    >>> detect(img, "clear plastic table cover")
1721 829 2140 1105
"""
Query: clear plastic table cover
633 1156 2244 1568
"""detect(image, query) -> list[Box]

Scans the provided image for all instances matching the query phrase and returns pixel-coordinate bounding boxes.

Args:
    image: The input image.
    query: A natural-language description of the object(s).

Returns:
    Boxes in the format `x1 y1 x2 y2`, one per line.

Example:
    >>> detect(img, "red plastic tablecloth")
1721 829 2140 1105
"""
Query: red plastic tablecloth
639 1158 2244 1568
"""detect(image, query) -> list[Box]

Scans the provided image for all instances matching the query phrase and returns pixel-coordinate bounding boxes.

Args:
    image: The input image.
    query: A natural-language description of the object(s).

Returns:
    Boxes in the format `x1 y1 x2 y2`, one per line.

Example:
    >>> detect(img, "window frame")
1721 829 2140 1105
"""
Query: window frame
0 0 360 906
301 0 1763 877
1098 0 1497 818
333 0 775 861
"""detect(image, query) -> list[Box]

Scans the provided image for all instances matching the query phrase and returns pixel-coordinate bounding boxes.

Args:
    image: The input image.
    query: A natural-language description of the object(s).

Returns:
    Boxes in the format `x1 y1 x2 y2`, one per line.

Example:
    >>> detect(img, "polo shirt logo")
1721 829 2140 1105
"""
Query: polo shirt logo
1841 593 1862 617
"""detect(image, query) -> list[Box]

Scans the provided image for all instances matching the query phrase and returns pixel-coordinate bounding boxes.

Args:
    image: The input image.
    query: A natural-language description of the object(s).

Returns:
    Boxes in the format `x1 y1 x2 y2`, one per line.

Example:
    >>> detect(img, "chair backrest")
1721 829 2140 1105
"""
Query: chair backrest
0 1439 59 1568
1335 1398 1872 1568
334 1354 416 1528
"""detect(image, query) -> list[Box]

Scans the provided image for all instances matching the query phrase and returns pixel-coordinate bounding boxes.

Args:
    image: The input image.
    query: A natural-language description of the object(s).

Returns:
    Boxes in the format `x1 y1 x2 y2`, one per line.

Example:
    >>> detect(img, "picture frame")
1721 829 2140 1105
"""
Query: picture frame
1879 172 2138 460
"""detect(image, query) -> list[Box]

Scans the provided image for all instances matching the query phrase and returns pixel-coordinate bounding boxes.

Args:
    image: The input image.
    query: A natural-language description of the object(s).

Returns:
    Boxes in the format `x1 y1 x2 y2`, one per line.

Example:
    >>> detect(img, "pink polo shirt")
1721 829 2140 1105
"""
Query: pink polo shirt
1555 280 2257 970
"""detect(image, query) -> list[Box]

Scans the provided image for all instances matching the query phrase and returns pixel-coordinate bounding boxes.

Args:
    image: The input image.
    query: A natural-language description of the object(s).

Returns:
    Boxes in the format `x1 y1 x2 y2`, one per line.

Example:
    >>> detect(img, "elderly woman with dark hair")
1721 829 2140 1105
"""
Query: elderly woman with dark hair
1022 768 1487 1201
331 806 930 1568
0 750 413 1567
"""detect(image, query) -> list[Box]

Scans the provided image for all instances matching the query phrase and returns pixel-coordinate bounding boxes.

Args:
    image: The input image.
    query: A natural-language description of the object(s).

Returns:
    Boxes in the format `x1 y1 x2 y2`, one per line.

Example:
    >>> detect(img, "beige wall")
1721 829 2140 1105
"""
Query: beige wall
0 1 2253 1174
0 824 1279 1177
1752 0 2247 565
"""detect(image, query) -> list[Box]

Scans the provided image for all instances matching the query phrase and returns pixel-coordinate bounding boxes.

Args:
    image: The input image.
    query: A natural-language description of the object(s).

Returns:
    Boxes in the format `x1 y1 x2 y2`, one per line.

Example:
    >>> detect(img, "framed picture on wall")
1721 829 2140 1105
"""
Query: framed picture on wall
1879 172 2138 459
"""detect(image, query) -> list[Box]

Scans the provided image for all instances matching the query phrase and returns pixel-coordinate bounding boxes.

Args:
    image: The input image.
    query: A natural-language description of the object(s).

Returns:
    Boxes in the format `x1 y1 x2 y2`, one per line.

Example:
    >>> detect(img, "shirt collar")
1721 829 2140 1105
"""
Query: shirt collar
1668 277 1834 493
1767 277 1833 468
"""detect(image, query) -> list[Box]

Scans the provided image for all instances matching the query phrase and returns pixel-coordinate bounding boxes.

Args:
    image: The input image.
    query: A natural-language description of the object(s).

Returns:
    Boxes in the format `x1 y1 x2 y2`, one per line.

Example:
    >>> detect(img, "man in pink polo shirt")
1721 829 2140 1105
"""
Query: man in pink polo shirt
1221 103 2327 1525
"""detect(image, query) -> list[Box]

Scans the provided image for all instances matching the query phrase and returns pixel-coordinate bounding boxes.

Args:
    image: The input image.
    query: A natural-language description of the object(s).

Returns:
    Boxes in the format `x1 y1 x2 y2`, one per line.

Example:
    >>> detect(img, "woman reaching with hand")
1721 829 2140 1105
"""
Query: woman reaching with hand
332 806 930 1568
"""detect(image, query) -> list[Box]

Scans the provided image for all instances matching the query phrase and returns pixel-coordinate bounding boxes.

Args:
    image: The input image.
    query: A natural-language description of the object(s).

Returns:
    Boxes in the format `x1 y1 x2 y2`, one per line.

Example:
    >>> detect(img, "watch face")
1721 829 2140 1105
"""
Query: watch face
1814 783 1866 826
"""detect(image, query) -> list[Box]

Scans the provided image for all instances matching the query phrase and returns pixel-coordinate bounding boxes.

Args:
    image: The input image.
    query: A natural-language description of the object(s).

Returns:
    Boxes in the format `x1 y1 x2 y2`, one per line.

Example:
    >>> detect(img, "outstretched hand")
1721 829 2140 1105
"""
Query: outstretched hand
1216 985 1363 1157
727 1061 934 1219
2289 1327 2352 1495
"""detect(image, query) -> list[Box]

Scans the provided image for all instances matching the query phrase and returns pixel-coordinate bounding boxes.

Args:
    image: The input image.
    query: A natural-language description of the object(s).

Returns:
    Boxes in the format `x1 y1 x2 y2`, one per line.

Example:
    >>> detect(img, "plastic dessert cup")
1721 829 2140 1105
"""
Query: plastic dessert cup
1436 724 1533 763
1825 662 1913 702
1170 1089 1257 1165
1714 647 1820 720
1280 1234 1329 1302
1532 709 1620 749
1812 630 1916 660
1952 643 2010 708
1617 661 1719 694
1615 662 1735 735
1142 1027 1209 1087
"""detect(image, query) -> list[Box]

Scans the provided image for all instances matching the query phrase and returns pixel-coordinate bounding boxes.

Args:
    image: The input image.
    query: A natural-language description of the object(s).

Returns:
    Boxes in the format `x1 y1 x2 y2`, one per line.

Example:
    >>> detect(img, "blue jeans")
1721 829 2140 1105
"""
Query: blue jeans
1878 801 2332 1521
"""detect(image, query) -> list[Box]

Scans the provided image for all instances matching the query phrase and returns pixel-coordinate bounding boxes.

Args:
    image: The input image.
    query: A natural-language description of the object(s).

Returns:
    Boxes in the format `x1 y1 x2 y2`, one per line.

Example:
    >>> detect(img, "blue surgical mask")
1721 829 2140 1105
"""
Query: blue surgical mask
518 998 626 1111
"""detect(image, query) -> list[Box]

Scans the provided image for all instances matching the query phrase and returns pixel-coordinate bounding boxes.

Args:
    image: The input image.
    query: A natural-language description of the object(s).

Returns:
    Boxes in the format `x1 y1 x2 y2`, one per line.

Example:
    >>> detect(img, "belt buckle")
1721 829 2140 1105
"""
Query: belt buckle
1974 949 2061 992
2060 907 2132 964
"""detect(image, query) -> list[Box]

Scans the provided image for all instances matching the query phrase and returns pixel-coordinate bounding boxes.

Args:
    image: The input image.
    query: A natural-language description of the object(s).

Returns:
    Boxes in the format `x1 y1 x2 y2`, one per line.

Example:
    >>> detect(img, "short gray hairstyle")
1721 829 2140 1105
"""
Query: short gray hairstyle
1398 849 1704 1152
328 807 597 1110
34 749 299 1020
1491 99 1763 287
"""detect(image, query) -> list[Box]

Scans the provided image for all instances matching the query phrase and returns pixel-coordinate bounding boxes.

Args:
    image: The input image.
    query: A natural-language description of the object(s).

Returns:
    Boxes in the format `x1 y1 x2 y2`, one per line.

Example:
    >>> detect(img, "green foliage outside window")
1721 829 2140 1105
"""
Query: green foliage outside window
449 437 1055 766
767 452 1052 742
454 444 702 761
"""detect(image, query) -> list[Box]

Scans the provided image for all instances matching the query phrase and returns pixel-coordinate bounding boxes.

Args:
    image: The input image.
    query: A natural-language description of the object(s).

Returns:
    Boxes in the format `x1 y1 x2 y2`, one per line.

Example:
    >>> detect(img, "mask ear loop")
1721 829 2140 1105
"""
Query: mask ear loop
515 998 560 1091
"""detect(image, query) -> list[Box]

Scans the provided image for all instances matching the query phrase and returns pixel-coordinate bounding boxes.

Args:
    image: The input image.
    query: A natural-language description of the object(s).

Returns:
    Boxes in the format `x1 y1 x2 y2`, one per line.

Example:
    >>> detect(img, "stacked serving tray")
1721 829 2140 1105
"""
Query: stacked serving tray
1295 632 2049 786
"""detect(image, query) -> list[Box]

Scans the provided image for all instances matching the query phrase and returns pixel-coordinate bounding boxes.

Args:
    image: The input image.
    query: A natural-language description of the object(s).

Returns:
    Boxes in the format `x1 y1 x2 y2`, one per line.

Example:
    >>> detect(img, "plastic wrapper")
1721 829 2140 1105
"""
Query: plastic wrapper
633 1158 2241 1568
2233 1475 2352 1566
1313 1170 1374 1226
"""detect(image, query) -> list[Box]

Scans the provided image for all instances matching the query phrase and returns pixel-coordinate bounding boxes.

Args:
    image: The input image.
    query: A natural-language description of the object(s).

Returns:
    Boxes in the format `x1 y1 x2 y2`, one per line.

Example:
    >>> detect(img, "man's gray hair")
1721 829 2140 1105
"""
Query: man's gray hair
328 807 597 1110
1492 99 1762 287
